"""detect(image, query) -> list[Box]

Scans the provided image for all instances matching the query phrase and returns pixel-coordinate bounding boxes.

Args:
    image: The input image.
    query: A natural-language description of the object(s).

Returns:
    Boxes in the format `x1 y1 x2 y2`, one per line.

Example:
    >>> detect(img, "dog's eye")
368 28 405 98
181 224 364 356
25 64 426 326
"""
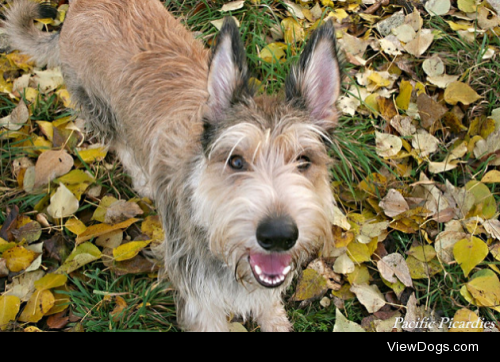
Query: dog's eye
297 156 311 171
228 155 246 171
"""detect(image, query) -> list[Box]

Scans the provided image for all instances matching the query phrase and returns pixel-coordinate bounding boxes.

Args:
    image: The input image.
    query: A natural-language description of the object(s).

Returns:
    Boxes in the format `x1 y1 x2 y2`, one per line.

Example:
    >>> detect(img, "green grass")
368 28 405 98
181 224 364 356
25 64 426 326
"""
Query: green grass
68 268 178 332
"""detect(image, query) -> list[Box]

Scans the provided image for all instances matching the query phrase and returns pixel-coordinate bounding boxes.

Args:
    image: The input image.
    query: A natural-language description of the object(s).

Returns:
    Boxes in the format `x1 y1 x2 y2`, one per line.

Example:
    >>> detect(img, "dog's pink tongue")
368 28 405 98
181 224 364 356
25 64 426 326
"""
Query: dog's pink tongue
250 253 292 276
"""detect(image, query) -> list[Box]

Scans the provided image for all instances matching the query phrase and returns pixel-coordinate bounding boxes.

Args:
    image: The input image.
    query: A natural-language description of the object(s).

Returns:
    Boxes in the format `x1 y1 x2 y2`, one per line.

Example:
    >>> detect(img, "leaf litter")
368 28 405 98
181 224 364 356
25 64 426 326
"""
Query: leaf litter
1 0 500 332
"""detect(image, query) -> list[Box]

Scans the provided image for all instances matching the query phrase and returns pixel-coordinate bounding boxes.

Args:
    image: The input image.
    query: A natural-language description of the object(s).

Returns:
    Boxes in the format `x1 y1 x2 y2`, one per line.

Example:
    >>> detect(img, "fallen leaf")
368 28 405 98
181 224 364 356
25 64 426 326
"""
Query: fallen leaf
333 253 355 274
113 240 151 262
11 221 42 243
423 56 445 77
56 242 102 274
412 130 440 158
379 189 410 218
291 269 328 302
283 1 305 19
466 270 500 312
425 0 451 16
3 270 45 302
65 218 87 236
110 296 128 322
377 253 413 287
453 237 489 277
406 245 437 263
0 101 29 131
449 308 483 332
3 246 38 273
0 296 21 331
220 1 245 12
76 218 139 244
18 290 55 323
406 256 442 279
34 274 67 291
31 68 64 93
350 284 386 313
482 170 500 183
259 43 287 64
34 149 74 188
281 17 304 44
96 230 124 249
47 183 80 219
376 132 403 158
105 200 143 225
333 309 365 332
444 82 482 106
404 29 434 57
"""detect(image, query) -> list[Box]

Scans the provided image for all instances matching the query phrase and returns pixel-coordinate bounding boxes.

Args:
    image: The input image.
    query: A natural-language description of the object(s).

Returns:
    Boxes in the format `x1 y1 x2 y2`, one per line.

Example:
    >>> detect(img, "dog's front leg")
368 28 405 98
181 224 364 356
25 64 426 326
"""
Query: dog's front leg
257 301 293 333
179 298 230 332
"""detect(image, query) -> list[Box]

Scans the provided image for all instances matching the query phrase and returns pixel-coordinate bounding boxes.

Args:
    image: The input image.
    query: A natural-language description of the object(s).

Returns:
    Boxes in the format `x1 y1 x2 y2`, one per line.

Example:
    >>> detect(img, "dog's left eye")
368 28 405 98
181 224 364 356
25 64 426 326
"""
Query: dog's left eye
228 155 246 171
297 156 311 171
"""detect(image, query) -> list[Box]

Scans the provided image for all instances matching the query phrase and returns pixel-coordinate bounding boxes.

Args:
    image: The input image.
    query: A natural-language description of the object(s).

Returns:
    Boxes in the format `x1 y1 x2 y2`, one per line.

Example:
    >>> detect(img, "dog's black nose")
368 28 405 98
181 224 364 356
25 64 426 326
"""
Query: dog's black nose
256 215 299 252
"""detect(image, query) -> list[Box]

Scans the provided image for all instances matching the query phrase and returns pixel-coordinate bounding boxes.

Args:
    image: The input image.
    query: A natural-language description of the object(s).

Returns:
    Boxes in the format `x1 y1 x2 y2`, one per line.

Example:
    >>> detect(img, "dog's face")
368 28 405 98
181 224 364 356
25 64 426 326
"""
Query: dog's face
191 19 341 289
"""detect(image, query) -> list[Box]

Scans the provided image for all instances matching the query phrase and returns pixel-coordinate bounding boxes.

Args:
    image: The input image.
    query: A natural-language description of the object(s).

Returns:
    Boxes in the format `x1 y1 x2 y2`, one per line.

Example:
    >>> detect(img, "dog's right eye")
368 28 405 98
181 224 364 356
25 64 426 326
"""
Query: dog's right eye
228 155 246 171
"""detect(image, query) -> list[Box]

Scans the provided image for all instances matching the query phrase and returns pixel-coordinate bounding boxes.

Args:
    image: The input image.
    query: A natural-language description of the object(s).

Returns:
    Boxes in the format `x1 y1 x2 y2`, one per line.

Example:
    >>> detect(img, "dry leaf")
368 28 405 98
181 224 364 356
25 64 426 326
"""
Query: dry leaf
454 237 489 277
379 189 410 218
377 253 413 287
0 296 21 331
444 82 482 106
47 183 79 219
220 1 245 12
425 0 451 16
404 29 434 57
34 149 74 189
333 309 365 332
376 132 403 158
350 284 386 313
105 200 144 225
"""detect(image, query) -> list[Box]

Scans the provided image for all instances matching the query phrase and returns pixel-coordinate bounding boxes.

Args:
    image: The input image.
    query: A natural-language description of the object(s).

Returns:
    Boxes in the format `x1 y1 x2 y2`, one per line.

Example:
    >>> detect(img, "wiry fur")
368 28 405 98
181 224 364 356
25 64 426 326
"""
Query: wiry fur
4 0 342 332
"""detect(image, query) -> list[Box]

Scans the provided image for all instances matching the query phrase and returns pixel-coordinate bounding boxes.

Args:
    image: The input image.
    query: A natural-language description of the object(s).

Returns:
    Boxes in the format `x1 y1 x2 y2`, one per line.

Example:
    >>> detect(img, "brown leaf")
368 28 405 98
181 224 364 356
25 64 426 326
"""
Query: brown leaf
0 206 19 242
104 200 144 225
379 189 410 218
417 94 448 129
47 310 70 330
377 97 398 121
34 150 74 189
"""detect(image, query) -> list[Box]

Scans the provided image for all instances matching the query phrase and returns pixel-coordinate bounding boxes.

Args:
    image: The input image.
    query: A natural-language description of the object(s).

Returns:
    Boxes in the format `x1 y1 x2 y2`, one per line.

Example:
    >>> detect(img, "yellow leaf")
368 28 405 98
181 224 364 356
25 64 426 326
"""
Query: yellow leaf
76 218 140 244
77 147 108 164
444 82 481 106
56 88 75 108
396 80 412 111
406 256 442 279
3 246 38 273
465 181 497 219
281 17 304 44
19 290 55 323
482 170 500 183
466 270 500 312
347 241 372 263
291 269 328 302
453 237 489 277
113 240 151 262
0 296 21 331
34 274 68 291
36 121 54 142
56 242 102 274
92 195 118 223
65 218 87 236
141 215 164 242
449 308 483 332
110 296 128 321
260 43 287 64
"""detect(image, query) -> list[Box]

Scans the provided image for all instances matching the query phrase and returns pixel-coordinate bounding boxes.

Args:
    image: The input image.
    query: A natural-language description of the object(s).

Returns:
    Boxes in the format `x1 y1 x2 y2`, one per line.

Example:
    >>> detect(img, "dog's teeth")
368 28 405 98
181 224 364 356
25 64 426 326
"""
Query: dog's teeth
254 265 263 276
283 266 292 276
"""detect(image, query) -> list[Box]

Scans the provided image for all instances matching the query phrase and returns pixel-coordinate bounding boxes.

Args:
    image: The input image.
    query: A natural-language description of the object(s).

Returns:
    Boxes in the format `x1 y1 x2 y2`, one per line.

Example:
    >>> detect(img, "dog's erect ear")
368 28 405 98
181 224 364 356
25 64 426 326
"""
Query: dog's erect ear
207 18 250 122
285 21 341 131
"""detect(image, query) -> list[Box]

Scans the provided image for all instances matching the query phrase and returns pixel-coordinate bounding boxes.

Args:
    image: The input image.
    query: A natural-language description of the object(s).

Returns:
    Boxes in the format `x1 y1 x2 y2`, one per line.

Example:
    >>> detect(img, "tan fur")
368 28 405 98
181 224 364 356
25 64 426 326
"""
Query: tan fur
4 0 341 332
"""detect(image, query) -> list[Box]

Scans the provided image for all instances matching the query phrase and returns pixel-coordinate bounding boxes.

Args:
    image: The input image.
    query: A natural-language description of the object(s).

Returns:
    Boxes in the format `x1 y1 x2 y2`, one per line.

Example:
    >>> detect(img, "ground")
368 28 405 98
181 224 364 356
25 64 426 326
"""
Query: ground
0 0 499 332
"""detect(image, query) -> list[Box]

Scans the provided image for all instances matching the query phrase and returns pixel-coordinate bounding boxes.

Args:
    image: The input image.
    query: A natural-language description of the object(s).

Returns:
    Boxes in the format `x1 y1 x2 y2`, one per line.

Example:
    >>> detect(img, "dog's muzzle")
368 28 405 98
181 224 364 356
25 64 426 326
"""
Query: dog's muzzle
249 215 298 288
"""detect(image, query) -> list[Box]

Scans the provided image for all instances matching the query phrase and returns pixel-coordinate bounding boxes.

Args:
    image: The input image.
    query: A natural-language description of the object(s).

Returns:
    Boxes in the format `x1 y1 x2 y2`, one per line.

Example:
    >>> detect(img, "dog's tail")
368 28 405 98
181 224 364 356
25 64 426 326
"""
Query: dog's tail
3 0 60 68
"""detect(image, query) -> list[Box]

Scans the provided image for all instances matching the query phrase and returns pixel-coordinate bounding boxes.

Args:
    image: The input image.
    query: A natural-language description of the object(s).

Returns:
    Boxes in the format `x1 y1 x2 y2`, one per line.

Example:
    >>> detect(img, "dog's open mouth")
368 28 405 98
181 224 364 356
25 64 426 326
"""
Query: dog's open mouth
249 253 293 288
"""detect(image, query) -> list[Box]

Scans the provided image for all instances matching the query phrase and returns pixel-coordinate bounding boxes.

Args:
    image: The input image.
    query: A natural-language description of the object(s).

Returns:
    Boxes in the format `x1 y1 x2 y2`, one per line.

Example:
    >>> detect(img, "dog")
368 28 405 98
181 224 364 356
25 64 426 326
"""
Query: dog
5 0 341 332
